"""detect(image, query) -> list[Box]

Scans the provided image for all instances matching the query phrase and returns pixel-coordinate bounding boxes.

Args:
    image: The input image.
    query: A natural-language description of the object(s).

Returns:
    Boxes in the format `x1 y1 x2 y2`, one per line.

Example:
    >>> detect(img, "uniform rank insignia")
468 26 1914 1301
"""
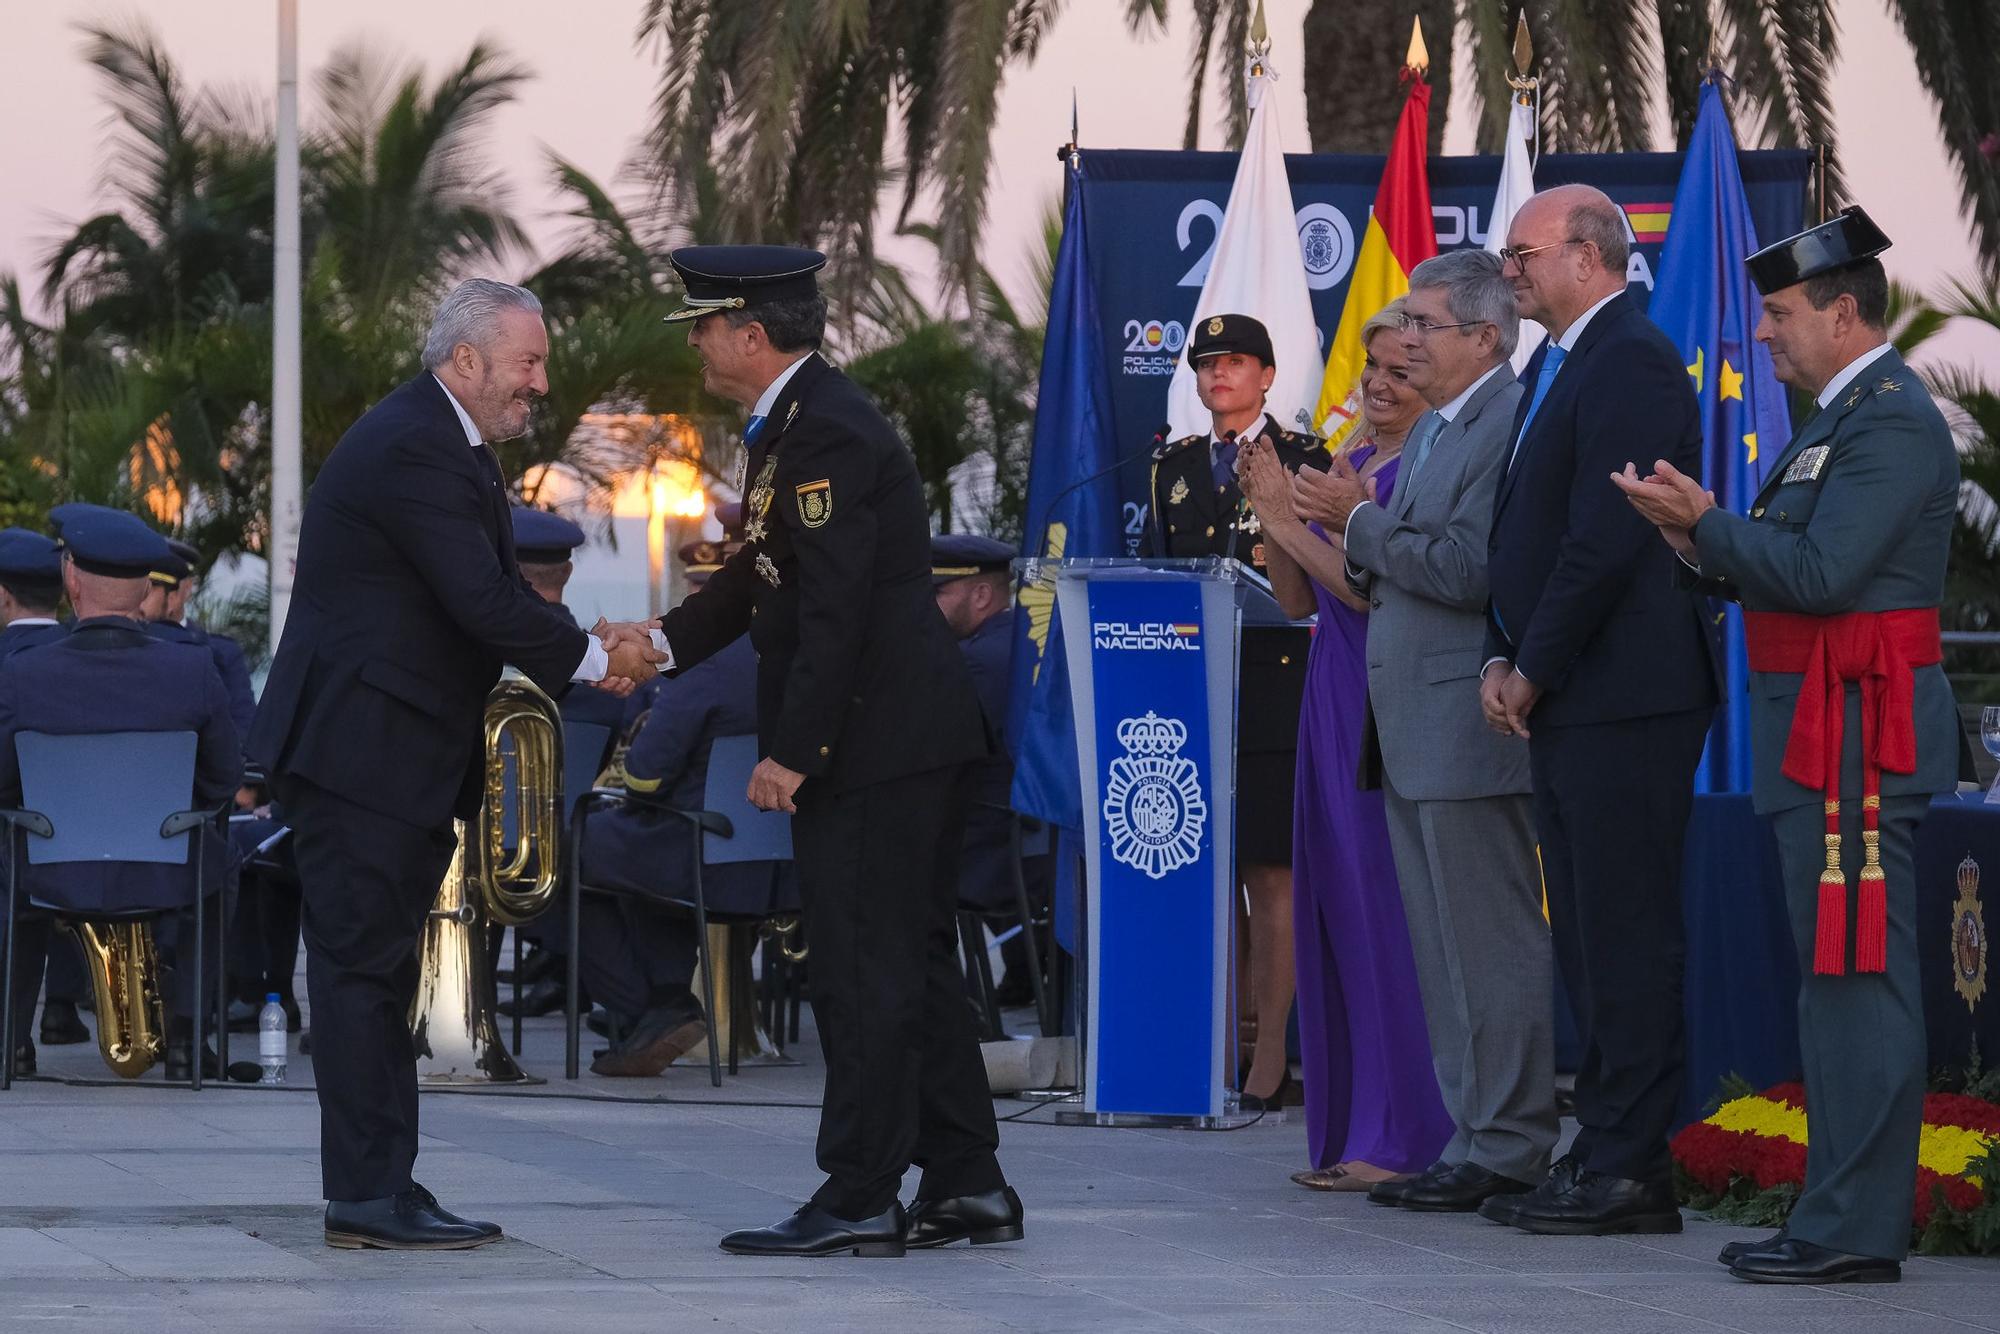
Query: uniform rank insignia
1877 377 1903 394
1206 316 1224 336
755 552 781 587
1239 511 1261 536
1781 444 1830 485
1168 476 1190 506
732 453 749 494
796 479 832 528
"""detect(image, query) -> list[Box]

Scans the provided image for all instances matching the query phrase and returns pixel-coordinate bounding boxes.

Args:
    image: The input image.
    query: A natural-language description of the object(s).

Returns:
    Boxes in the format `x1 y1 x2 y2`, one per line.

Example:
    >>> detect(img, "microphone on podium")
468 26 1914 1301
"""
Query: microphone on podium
1030 423 1174 550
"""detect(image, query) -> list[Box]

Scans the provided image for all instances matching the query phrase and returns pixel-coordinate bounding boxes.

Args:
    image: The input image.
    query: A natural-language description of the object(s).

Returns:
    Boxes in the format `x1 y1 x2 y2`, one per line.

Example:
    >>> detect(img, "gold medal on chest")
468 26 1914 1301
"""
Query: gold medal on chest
1168 476 1190 506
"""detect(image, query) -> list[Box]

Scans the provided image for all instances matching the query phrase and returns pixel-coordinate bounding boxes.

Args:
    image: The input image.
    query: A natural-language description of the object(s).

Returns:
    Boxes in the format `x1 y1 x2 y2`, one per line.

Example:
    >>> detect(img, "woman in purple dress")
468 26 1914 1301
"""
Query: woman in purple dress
1237 300 1452 1191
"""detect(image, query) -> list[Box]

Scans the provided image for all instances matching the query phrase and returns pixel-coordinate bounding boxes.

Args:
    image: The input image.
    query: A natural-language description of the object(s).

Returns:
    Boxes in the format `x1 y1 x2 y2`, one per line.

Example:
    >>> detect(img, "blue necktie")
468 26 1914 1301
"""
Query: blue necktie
743 413 767 444
1211 435 1239 490
1399 413 1444 491
1512 342 1567 457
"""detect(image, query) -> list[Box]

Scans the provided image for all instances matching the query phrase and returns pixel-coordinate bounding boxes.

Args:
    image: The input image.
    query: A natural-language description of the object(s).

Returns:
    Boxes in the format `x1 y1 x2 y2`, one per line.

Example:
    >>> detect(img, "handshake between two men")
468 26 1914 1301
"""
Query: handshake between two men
583 617 807 815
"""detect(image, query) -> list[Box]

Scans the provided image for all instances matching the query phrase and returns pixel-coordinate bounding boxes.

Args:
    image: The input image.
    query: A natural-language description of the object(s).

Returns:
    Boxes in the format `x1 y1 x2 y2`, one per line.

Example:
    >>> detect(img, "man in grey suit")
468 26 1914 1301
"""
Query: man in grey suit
1297 249 1554 1211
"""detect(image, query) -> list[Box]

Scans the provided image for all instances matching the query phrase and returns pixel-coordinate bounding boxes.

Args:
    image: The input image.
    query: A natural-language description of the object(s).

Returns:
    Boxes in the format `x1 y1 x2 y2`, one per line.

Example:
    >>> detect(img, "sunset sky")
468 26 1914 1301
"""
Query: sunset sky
2 1 1991 368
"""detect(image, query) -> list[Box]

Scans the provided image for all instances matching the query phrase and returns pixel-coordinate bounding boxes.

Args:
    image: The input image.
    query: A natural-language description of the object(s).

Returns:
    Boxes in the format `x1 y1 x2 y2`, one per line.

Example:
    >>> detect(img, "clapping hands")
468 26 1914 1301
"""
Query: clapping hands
1236 438 1295 523
1291 451 1374 530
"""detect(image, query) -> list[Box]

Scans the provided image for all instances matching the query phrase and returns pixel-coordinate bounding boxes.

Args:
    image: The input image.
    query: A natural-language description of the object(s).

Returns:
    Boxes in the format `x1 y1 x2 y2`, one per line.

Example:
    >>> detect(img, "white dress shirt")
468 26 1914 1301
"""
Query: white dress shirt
6 617 58 627
751 353 814 422
432 375 619 683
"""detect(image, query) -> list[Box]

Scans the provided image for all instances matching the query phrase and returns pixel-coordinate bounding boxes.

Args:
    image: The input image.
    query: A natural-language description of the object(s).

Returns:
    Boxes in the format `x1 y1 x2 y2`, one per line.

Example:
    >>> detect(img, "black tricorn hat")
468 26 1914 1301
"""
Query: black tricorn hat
1744 205 1892 296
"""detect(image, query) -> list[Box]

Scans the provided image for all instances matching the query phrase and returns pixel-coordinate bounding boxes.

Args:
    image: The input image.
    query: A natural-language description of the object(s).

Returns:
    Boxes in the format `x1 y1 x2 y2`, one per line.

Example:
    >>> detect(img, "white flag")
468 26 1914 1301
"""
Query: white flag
1485 98 1544 372
1166 56 1322 440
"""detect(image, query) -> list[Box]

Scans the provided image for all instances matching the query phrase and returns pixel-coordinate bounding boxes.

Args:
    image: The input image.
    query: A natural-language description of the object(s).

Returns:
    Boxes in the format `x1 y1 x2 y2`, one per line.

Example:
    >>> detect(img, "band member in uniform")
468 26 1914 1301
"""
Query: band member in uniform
1146 313 1324 1109
511 506 626 733
1616 207 1961 1285
0 529 66 659
144 538 258 741
621 245 1019 1257
248 279 660 1251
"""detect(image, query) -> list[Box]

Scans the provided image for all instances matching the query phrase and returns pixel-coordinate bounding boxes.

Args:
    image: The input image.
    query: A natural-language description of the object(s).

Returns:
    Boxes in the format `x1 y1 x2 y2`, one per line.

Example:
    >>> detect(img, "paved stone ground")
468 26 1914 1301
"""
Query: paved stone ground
3 1005 1997 1333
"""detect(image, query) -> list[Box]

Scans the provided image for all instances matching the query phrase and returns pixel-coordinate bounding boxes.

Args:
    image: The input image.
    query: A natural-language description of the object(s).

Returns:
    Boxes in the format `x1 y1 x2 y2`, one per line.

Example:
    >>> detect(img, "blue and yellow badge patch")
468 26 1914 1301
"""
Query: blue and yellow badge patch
796 479 832 528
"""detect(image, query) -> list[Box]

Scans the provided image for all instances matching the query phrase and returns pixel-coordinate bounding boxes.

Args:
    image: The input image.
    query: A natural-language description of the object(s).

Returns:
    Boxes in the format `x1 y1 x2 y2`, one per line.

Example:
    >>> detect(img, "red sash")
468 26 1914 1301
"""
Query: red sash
1743 608 1941 975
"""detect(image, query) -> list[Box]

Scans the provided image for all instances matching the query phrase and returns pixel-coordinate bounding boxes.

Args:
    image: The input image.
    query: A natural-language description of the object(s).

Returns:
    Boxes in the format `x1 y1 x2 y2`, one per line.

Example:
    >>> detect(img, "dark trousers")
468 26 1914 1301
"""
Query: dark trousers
282 778 457 1202
577 894 698 1025
790 764 1004 1219
1529 708 1709 1182
0 914 47 1042
43 932 86 1005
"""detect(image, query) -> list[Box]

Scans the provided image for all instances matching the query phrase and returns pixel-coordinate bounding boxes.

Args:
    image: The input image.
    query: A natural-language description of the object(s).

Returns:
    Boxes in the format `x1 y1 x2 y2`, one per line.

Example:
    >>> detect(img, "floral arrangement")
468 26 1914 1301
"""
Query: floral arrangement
1672 1077 2000 1254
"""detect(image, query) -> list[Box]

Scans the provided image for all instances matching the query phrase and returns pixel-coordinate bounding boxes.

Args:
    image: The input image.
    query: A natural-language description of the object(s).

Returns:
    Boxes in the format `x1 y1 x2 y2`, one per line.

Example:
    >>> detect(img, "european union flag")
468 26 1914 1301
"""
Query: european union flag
1650 78 1793 794
1006 160 1120 834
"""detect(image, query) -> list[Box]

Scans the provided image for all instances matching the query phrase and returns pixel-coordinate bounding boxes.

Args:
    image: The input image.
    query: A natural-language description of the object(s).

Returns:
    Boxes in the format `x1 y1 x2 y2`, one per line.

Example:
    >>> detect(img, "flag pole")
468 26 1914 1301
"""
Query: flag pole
270 0 303 649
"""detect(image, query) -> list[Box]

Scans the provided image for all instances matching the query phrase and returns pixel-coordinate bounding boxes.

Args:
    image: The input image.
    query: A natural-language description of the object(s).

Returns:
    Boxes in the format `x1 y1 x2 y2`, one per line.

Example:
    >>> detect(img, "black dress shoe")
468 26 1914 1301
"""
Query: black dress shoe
1478 1152 1580 1225
1729 1237 1899 1284
1399 1162 1534 1213
325 1189 503 1250
904 1187 1024 1248
720 1204 906 1257
1369 1160 1449 1207
1508 1170 1682 1235
1718 1229 1785 1265
590 1007 707 1077
408 1183 501 1240
497 978 565 1019
1238 1071 1296 1112
164 1042 262 1084
39 999 89 1045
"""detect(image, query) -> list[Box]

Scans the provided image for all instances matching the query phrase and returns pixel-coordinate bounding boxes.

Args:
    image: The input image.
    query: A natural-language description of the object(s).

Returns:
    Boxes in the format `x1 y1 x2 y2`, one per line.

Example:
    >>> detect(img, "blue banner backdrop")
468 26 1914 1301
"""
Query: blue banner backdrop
1069 147 1813 551
1081 576 1220 1116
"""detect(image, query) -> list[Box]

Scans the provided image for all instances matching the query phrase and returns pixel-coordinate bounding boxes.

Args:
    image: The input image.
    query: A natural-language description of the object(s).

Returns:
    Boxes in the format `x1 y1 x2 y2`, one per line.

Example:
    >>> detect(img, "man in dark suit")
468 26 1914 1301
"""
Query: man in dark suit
248 278 660 1251
1617 208 1960 1285
1477 185 1717 1236
615 245 1016 1258
0 509 242 1080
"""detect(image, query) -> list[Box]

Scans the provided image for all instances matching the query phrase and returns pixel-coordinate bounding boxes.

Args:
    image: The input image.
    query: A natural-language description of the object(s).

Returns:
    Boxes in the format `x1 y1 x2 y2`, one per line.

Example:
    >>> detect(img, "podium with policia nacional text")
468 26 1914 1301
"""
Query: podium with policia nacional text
1027 556 1281 1125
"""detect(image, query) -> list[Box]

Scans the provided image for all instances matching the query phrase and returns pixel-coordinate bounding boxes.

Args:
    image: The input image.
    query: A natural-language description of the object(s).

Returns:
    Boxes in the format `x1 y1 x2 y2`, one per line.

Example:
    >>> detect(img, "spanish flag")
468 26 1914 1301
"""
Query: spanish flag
1311 68 1437 445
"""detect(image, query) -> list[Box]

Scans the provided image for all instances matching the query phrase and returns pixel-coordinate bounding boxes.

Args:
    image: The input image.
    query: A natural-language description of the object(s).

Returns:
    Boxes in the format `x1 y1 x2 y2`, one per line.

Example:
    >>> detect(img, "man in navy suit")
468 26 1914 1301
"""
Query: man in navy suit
1477 185 1716 1236
248 279 661 1251
0 509 242 1080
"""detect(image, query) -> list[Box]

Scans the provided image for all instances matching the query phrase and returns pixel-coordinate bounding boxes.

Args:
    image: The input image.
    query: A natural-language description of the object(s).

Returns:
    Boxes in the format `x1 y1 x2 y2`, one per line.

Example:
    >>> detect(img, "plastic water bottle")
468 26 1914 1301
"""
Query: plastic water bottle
258 994 287 1085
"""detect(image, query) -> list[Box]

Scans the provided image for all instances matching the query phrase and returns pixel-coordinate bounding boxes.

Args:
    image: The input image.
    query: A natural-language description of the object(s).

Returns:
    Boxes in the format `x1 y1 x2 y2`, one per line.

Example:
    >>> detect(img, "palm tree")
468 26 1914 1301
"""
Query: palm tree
1884 4 2000 279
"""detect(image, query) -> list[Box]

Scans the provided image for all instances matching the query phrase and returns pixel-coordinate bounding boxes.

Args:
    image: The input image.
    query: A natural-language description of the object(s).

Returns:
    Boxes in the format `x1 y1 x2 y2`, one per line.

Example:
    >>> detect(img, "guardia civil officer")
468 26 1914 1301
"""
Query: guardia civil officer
612 246 1019 1257
1615 206 1962 1285
1146 313 1324 1108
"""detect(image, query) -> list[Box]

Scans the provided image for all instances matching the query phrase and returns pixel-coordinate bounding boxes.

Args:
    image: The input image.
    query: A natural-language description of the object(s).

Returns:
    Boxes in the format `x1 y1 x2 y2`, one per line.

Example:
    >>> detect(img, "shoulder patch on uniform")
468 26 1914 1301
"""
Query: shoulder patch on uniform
1153 434 1202 462
795 478 832 528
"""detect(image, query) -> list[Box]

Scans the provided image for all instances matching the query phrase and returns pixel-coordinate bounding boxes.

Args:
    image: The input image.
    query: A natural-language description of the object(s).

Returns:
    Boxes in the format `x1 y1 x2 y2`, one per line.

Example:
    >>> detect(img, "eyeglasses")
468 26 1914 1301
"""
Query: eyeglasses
1395 312 1486 337
1497 238 1584 267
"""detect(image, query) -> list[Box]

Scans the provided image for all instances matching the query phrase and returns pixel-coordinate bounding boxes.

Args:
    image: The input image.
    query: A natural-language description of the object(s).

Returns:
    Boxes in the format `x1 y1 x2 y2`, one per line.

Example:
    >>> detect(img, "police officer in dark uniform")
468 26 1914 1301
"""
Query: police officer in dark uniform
0 509 243 1080
511 506 625 733
143 538 258 741
1617 207 1962 1285
628 245 1018 1257
0 529 67 660
1145 313 1323 1106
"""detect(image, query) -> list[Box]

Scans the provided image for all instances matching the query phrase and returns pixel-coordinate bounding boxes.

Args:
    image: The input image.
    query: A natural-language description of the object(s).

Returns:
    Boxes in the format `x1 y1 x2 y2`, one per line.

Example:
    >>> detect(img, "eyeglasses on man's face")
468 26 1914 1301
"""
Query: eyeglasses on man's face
1497 238 1584 268
1395 312 1485 337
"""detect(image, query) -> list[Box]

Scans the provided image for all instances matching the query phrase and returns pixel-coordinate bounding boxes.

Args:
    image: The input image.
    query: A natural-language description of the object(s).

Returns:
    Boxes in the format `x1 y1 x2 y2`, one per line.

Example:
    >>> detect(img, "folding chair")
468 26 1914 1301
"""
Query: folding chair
0 730 231 1090
565 733 795 1085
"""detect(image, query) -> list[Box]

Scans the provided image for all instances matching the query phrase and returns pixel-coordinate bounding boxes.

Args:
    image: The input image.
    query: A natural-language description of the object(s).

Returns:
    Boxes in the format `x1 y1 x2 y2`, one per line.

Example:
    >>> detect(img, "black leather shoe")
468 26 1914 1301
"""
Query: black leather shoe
1478 1152 1580 1225
164 1042 262 1084
497 978 565 1019
719 1204 907 1257
39 1000 88 1045
1729 1237 1899 1284
1238 1071 1296 1113
325 1189 503 1250
904 1187 1024 1248
408 1183 501 1240
9 1041 34 1076
1369 1160 1449 1207
1719 1229 1786 1266
1508 1170 1682 1235
1399 1162 1534 1213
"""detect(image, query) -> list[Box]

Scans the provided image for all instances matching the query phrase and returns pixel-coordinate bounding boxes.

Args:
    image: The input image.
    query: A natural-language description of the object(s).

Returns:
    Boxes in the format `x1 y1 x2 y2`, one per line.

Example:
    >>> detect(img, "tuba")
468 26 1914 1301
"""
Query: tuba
410 672 565 1084
60 918 166 1078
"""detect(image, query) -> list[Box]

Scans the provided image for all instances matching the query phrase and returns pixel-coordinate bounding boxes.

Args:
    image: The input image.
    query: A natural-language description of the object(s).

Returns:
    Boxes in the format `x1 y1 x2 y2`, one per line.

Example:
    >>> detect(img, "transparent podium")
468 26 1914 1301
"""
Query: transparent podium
1018 555 1289 1126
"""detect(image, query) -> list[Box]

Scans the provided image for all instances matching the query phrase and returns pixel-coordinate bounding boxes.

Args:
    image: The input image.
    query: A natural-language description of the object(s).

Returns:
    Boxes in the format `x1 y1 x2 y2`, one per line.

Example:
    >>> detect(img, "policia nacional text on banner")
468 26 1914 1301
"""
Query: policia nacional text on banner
1059 562 1238 1119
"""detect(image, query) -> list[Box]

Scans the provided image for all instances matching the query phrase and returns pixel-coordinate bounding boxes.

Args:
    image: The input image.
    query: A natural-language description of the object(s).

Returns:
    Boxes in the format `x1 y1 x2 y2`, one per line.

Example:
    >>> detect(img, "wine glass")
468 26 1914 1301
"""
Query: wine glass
1983 705 2000 804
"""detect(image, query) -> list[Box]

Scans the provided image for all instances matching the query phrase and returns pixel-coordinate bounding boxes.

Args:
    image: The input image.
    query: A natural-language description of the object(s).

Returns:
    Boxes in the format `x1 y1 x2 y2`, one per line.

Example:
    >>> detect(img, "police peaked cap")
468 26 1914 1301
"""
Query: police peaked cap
1745 205 1892 296
511 506 588 564
931 533 1015 584
664 245 828 323
0 528 61 582
1188 313 1276 367
149 537 199 588
60 508 172 580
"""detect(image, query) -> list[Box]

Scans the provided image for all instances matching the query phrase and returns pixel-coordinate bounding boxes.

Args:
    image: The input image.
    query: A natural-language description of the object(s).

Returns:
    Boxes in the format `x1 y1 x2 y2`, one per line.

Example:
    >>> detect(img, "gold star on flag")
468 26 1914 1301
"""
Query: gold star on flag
1719 359 1744 402
1744 432 1758 463
1686 346 1705 393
